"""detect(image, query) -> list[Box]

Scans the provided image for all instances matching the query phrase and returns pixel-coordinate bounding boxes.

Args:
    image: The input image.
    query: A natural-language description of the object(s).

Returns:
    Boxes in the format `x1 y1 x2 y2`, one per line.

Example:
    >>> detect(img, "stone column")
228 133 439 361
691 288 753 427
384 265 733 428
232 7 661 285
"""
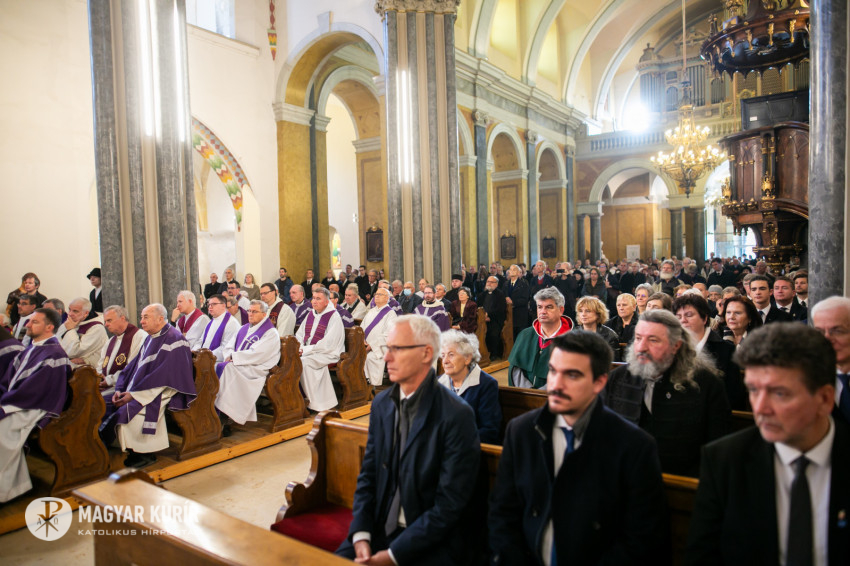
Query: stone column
691 207 706 268
670 209 683 259
576 214 587 263
474 110 490 267
377 0 462 283
526 131 539 264
589 215 602 264
565 147 576 262
809 0 847 302
88 0 197 319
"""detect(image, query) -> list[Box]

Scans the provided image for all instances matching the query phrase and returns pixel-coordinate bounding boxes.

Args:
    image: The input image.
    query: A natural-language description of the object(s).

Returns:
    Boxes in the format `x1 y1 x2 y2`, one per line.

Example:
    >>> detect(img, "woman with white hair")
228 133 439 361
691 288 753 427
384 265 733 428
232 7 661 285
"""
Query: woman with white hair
438 330 502 444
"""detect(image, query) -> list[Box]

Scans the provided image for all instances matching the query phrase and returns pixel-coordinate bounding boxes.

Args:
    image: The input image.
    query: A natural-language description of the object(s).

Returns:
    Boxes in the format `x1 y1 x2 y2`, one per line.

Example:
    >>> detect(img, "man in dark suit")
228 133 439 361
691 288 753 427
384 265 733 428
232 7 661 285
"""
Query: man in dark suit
504 264 530 337
772 275 807 321
812 296 850 425
203 273 220 302
398 281 422 314
477 276 507 359
490 331 670 565
301 269 316 300
706 258 736 289
337 315 480 566
749 275 794 325
87 267 103 316
686 323 850 565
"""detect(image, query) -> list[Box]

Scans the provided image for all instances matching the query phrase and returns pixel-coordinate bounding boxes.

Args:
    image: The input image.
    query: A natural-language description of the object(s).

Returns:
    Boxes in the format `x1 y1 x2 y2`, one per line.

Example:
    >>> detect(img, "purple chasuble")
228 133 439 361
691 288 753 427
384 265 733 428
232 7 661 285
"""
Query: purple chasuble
215 318 275 377
415 303 451 331
0 337 70 427
363 306 391 340
302 310 335 345
238 307 249 325
201 312 232 352
106 325 196 435
336 305 356 328
290 302 310 325
0 338 25 380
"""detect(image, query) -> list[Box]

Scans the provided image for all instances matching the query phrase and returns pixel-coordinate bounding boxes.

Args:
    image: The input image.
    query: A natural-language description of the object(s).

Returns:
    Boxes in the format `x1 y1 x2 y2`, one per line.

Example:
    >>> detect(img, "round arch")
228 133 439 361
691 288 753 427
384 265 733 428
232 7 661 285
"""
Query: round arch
315 65 380 118
536 140 566 180
524 0 566 84
486 122 528 171
457 110 474 157
587 158 676 203
275 22 385 107
468 0 499 58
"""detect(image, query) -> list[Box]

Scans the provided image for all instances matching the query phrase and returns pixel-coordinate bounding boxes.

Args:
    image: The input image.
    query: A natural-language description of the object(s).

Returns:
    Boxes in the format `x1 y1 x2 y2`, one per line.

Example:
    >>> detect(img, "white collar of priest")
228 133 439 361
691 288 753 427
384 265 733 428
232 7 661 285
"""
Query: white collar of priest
249 316 270 330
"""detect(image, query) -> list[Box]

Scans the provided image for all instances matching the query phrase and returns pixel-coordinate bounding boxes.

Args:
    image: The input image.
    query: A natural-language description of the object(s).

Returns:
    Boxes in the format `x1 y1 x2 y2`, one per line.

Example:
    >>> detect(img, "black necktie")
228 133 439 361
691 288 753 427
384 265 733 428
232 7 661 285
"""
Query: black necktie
385 399 409 536
786 456 813 566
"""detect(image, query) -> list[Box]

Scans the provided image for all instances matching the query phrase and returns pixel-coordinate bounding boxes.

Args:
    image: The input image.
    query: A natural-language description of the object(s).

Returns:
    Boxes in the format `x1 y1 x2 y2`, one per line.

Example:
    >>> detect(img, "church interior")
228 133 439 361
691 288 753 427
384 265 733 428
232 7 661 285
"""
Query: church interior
2 0 848 563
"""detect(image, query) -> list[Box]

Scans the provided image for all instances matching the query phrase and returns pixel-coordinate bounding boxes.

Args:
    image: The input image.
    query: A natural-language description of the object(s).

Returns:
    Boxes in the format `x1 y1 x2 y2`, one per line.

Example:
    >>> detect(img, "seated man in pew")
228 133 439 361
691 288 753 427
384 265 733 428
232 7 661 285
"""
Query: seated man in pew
414 285 450 331
369 280 404 315
296 287 345 412
170 290 209 350
341 285 369 321
60 297 109 368
329 290 357 328
226 295 249 326
98 305 147 397
0 308 71 502
0 326 24 376
258 284 295 338
508 287 574 389
336 315 480 565
489 330 669 565
360 288 397 386
100 303 197 468
214 300 281 435
289 284 312 326
686 323 850 565
197 294 239 361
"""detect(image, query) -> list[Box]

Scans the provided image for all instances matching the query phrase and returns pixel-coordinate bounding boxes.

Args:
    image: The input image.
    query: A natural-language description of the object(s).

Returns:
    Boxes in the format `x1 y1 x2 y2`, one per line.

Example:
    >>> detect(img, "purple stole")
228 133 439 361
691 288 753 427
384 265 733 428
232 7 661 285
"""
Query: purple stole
416 303 450 331
215 318 275 377
77 319 103 335
336 305 356 328
177 309 203 335
369 296 403 315
363 306 391 340
238 307 249 325
101 325 140 375
268 301 286 326
201 312 232 352
303 310 335 346
290 302 310 325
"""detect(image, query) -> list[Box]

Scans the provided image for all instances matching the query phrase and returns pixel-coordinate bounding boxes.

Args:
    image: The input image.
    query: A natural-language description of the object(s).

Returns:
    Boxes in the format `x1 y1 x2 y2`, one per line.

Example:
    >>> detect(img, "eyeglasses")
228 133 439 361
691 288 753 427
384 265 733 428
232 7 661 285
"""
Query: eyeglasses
247 309 264 315
378 344 428 356
207 301 223 307
260 290 274 296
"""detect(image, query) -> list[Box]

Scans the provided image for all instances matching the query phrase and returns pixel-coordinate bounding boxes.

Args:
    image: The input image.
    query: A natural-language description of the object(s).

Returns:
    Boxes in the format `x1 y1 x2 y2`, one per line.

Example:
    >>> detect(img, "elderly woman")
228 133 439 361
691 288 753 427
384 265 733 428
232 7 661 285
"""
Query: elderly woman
450 286 478 334
722 295 762 347
608 292 638 344
574 296 621 360
646 292 673 312
438 330 501 444
242 273 261 301
634 283 653 316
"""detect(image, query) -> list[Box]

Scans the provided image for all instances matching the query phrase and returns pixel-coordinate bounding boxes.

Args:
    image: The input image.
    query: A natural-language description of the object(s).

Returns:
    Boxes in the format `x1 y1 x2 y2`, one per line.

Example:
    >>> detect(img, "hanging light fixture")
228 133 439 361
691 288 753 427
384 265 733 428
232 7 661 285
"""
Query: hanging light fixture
651 0 725 197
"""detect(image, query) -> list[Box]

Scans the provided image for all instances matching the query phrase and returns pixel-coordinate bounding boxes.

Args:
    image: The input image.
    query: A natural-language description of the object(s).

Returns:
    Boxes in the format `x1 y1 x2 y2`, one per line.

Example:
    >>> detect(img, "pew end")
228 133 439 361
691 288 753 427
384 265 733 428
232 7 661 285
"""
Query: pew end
264 336 309 433
172 350 222 460
332 327 371 412
475 309 491 366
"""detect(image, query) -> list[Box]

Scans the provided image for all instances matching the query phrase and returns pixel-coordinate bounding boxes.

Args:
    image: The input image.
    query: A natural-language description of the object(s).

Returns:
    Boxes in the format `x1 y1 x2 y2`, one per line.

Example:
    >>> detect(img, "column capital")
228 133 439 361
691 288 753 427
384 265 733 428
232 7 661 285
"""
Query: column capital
667 192 705 209
314 115 331 132
526 130 539 144
491 169 528 182
353 136 382 153
273 102 315 125
577 202 604 216
372 75 387 96
472 109 489 127
375 0 460 16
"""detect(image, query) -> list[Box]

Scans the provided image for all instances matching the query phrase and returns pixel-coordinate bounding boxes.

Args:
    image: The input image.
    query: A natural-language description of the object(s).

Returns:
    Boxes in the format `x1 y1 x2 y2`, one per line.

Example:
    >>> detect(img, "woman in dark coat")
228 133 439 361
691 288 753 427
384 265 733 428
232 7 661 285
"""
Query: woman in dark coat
450 287 478 334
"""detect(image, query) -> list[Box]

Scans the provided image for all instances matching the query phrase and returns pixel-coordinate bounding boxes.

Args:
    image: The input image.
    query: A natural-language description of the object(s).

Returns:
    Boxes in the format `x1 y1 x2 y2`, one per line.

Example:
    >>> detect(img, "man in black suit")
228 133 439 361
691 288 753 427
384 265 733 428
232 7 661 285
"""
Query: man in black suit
706 258 736 289
301 269 316 300
772 275 806 321
504 264 530 337
398 281 422 314
87 267 103 316
749 275 794 325
552 262 578 322
490 331 670 565
336 315 480 565
686 323 850 565
203 273 220 302
360 269 379 302
477 276 507 358
812 296 850 425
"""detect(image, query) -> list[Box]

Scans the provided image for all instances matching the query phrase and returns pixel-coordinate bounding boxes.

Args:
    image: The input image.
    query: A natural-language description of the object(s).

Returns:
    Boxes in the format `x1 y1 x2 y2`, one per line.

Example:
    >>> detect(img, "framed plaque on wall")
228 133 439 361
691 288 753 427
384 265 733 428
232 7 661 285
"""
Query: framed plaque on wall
500 231 516 260
366 225 383 263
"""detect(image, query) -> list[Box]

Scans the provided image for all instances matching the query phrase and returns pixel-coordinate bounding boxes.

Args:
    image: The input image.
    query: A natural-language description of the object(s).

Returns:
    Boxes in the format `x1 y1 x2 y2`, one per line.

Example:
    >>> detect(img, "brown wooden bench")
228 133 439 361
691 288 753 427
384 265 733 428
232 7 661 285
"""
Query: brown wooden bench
171 350 222 460
271 412 699 565
263 336 309 432
34 365 111 497
331 327 371 412
475 309 491 366
501 306 514 359
73 470 352 566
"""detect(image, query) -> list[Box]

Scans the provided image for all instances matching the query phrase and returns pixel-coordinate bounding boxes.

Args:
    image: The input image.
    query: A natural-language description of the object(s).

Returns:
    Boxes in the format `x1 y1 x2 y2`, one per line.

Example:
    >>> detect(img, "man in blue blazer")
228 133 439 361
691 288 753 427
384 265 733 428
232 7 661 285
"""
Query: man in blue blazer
336 315 480 566
489 330 670 565
686 323 850 565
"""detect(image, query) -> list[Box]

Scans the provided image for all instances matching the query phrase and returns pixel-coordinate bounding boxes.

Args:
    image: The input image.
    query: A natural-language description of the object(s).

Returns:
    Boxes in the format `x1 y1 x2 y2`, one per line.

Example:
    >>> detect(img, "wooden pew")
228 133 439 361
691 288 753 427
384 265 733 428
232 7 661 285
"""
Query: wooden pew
171 350 222 460
73 470 352 566
263 336 309 432
34 365 110 497
731 409 755 432
271 412 699 565
500 307 514 359
475 309 491 366
331 327 371 412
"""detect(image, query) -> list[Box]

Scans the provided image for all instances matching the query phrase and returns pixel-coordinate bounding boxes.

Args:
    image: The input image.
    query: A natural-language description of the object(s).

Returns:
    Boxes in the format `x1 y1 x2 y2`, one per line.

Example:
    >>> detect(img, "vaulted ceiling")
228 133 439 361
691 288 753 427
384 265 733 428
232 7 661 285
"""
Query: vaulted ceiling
455 0 721 127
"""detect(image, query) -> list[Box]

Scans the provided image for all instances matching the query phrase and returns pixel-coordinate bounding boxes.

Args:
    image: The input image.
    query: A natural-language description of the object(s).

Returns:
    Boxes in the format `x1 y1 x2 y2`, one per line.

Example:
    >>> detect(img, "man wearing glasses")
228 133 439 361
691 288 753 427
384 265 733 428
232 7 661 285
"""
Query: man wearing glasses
260 283 296 337
337 315 480 565
812 296 850 424
197 294 240 362
360 288 398 386
295 287 345 412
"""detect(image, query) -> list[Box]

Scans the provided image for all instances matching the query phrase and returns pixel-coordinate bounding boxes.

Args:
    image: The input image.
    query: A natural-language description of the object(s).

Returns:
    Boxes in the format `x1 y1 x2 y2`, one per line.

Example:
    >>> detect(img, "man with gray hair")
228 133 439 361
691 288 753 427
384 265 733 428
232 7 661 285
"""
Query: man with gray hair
361 288 398 386
812 296 850 424
603 309 730 476
60 297 108 368
296 286 345 411
97 305 147 396
215 299 281 433
652 259 684 297
170 290 209 350
509 287 574 389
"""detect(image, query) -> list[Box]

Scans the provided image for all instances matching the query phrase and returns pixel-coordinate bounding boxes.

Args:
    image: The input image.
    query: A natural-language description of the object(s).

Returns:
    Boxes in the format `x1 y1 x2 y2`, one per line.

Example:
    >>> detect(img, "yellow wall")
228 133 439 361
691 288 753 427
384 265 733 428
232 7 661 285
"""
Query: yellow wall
494 181 524 264
600 204 656 262
539 189 562 268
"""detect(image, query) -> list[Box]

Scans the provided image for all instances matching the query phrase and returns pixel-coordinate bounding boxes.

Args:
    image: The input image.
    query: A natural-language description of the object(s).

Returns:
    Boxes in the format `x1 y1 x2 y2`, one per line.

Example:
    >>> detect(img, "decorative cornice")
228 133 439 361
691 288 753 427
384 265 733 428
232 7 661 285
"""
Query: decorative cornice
576 202 604 216
539 180 567 190
526 130 539 144
352 136 382 153
458 155 477 168
273 102 315 125
375 0 460 16
472 109 489 127
314 115 331 132
491 169 528 182
372 75 387 97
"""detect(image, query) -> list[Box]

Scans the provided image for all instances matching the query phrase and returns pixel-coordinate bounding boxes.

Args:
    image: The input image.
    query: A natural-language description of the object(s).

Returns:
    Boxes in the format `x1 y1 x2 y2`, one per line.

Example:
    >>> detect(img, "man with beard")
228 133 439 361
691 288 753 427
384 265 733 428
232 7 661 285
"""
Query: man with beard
490 331 669 565
603 309 730 476
652 260 684 297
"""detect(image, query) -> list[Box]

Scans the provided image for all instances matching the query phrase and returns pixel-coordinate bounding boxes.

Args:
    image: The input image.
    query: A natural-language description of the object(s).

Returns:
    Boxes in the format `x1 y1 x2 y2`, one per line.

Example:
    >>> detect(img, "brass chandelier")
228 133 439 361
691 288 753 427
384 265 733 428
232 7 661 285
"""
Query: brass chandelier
651 0 725 197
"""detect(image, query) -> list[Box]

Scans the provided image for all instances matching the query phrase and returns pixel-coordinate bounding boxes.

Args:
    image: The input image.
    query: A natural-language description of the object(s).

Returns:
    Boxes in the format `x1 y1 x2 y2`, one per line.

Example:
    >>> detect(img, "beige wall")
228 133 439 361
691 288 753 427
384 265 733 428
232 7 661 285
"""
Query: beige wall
600 205 656 262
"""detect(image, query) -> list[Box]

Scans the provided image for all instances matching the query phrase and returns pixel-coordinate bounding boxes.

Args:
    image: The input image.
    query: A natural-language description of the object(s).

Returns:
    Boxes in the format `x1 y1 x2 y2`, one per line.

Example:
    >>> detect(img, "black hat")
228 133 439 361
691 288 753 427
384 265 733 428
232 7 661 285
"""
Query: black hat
87 268 102 279
451 273 463 281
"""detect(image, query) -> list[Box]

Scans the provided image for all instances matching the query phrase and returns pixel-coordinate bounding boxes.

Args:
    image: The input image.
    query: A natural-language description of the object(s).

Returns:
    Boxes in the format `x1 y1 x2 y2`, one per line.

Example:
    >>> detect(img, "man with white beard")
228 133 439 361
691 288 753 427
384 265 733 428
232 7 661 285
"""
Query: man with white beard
602 309 730 476
651 260 684 297
360 288 397 386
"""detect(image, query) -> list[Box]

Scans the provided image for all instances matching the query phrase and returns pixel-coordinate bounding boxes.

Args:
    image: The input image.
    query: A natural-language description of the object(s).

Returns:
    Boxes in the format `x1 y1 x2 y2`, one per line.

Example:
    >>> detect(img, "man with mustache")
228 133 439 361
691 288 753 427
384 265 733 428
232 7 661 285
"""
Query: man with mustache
490 330 669 565
603 309 731 476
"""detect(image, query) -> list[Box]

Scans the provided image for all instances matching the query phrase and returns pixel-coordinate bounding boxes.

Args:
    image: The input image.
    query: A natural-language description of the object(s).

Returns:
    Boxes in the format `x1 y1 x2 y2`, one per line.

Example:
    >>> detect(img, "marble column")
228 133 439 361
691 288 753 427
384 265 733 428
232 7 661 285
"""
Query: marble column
670 209 683 259
589 214 602 264
565 147 576 263
576 214 587 263
691 208 706 268
526 131 539 265
809 0 847 302
377 0 462 284
474 111 489 267
88 0 197 319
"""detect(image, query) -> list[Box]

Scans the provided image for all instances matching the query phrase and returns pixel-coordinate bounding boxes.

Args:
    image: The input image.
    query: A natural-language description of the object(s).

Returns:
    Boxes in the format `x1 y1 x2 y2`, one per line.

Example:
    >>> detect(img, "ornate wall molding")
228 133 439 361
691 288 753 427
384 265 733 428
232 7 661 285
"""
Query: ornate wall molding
191 118 251 227
374 0 460 16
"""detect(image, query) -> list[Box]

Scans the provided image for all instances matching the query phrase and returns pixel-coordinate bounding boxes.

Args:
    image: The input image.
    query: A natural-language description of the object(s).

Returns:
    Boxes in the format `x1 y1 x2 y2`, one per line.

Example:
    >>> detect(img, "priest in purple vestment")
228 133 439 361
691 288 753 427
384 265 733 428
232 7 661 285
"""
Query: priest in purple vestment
415 285 451 331
330 290 357 328
289 285 311 326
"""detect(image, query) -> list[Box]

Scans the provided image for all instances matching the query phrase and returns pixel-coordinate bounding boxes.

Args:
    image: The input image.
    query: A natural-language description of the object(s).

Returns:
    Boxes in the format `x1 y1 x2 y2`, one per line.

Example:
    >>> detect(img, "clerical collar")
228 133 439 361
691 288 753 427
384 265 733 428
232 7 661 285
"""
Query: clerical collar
31 337 51 346
422 300 441 307
148 326 167 338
